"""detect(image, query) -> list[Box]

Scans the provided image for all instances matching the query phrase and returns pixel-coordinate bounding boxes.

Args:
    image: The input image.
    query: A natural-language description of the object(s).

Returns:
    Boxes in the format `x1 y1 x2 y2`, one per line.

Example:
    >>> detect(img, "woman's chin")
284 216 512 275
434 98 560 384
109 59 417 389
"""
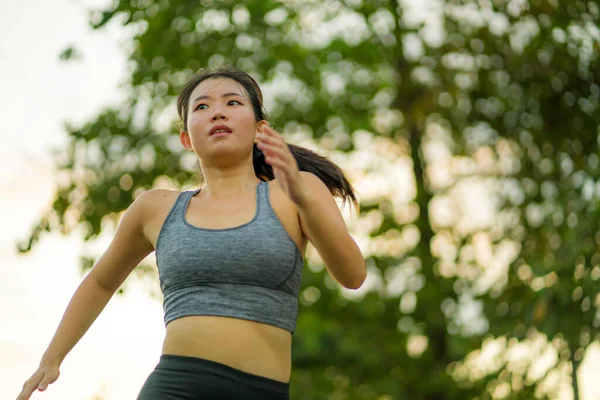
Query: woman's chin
202 146 253 166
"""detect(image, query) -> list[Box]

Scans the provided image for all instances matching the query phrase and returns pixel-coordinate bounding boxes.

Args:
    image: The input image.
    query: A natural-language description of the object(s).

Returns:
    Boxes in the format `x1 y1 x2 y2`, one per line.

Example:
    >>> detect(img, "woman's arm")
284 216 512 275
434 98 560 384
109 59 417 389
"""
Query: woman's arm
17 191 155 400
255 126 366 289
296 172 366 289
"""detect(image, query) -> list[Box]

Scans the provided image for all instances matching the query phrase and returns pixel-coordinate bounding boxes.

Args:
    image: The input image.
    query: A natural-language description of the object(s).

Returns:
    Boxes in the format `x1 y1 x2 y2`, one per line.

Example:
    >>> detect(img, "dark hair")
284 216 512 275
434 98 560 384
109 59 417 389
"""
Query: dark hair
177 66 357 209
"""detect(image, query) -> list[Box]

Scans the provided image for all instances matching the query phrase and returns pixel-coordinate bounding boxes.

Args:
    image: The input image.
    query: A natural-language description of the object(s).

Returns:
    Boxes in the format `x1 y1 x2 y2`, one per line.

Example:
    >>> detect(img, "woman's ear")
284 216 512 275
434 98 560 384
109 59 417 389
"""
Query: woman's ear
255 120 269 141
180 130 194 151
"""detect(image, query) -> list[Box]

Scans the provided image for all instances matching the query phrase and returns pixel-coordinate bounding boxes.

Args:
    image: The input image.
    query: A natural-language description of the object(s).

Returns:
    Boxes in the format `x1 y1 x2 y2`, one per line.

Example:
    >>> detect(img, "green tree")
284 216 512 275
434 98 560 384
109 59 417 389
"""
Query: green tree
425 2 600 398
20 0 600 399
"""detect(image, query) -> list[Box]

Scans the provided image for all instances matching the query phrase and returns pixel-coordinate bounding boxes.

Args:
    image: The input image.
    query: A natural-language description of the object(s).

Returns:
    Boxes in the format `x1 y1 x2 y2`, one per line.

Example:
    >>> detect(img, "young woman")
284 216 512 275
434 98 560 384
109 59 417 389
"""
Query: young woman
17 67 366 400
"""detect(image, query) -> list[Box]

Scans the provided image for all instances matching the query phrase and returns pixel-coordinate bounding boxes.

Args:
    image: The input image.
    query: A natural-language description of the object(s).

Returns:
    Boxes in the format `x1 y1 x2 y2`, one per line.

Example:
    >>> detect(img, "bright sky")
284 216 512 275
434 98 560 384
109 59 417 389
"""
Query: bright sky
0 1 598 399
0 1 164 399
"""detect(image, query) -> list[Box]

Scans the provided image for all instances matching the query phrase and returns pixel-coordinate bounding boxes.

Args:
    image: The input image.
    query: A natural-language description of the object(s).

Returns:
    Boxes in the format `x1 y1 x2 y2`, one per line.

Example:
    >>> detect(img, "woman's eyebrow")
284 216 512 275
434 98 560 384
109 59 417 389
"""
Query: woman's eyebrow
192 92 243 103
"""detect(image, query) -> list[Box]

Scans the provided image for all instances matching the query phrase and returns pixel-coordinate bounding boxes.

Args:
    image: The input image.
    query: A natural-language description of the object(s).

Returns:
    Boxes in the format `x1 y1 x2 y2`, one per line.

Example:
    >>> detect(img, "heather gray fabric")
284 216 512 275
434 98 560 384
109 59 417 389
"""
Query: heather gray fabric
155 181 303 333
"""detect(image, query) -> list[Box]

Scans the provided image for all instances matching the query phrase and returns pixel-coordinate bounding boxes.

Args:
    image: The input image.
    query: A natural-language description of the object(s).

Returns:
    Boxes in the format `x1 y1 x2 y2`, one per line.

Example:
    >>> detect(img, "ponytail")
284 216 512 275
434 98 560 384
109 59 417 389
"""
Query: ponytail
253 143 357 210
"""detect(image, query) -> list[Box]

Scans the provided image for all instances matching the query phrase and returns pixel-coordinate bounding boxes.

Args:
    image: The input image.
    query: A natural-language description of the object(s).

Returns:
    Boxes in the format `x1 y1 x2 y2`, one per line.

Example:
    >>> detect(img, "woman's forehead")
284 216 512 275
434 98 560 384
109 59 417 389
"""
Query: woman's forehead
191 77 248 99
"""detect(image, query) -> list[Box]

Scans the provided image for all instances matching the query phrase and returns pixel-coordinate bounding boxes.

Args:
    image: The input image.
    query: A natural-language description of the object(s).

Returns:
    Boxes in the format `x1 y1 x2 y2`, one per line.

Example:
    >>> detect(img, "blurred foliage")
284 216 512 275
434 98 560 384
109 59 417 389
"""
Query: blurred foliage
58 45 83 62
19 0 600 399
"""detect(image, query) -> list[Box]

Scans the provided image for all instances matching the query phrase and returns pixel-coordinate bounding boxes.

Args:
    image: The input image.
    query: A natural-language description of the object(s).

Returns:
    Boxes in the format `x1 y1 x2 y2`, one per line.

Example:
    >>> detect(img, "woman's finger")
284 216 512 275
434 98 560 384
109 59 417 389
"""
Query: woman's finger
255 134 273 146
257 141 276 156
17 366 59 400
17 374 40 400
263 131 291 149
266 154 298 179
256 133 283 148
263 125 285 141
260 144 288 165
257 141 293 161
37 373 56 391
257 142 283 156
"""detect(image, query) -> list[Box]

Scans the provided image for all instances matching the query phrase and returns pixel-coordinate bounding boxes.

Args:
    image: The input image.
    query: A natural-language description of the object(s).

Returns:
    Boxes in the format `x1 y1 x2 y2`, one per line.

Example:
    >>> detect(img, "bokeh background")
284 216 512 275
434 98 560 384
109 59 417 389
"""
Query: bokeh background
1 0 599 399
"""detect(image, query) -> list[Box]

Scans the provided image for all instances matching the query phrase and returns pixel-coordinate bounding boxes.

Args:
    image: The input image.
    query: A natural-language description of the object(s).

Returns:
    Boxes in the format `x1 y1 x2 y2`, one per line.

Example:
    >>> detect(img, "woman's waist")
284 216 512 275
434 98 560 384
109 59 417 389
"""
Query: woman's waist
163 315 292 382
162 284 299 332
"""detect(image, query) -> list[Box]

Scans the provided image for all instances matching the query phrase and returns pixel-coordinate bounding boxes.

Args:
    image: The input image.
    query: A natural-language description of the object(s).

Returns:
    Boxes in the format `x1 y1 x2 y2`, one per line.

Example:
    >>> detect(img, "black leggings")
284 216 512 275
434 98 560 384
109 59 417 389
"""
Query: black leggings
137 354 290 400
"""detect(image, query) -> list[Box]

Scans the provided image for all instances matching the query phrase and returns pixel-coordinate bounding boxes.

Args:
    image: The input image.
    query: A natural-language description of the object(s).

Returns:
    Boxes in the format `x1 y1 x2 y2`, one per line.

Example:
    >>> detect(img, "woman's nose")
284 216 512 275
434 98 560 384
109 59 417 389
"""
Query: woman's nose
211 108 227 121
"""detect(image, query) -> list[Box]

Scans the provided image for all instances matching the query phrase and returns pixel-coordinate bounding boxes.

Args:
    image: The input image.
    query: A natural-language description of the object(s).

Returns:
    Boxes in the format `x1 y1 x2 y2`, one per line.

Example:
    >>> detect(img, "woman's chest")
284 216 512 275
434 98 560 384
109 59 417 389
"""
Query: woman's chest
144 183 306 253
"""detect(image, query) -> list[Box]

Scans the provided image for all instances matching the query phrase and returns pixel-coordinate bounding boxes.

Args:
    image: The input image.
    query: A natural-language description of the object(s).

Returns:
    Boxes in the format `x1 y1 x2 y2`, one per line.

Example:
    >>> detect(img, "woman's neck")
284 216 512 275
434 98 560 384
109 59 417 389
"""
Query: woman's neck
199 164 260 200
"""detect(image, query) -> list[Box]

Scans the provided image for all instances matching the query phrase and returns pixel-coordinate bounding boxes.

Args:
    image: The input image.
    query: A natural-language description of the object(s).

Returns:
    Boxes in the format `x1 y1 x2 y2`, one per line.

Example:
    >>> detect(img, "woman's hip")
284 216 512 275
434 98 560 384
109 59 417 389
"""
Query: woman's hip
137 354 290 400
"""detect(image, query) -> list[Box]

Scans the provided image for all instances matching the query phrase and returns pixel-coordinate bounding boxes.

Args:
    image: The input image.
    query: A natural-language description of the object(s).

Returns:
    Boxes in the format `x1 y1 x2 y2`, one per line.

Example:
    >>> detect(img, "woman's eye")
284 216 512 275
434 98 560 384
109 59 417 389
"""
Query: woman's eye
228 100 241 106
195 103 207 111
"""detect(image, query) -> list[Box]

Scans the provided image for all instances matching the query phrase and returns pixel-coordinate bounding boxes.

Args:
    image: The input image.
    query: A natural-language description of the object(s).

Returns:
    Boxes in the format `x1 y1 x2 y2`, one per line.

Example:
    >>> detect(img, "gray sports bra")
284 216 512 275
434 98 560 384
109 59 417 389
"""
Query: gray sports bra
155 181 304 333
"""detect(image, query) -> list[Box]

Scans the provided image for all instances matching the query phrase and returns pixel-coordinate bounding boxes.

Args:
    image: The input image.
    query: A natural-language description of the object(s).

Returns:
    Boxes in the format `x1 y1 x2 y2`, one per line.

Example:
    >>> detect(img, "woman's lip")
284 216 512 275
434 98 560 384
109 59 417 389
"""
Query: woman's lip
210 131 231 137
210 124 232 135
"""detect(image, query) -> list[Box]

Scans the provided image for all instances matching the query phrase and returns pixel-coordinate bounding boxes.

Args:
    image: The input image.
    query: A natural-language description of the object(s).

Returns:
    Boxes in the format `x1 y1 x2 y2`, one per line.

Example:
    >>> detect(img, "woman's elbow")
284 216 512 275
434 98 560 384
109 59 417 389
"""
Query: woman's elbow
344 265 367 290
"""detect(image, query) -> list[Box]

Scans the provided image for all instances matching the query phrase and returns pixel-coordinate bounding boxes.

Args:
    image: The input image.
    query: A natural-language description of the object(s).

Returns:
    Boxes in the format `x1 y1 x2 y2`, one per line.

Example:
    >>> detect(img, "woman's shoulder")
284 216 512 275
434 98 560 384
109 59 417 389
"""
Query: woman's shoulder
136 188 181 204
130 189 190 246
131 188 185 217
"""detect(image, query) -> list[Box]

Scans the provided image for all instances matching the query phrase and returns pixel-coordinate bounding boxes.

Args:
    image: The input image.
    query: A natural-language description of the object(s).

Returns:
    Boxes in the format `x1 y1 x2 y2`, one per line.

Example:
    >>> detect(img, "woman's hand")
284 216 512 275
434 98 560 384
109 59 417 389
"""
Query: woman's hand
255 126 309 207
16 363 60 400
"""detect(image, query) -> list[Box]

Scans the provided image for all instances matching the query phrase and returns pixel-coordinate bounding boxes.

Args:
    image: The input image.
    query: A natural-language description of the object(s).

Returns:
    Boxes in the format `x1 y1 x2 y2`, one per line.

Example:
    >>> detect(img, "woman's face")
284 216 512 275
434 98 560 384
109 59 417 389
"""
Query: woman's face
182 77 264 164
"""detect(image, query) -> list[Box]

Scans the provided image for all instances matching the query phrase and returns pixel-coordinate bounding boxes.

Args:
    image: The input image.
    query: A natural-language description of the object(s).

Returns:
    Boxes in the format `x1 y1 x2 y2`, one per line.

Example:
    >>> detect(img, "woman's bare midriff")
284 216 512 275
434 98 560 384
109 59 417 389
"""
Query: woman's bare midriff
162 315 293 383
